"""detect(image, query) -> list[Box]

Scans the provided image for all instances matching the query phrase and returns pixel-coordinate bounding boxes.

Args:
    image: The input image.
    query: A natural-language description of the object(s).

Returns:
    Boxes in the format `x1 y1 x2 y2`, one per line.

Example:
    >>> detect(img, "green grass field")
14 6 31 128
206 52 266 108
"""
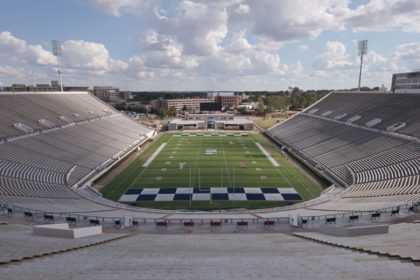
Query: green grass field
101 132 323 210
254 118 285 129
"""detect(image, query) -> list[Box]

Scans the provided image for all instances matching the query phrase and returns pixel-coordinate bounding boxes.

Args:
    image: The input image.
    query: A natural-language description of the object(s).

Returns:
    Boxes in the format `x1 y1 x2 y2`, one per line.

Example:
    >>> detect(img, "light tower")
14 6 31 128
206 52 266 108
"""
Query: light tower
357 40 368 91
52 40 63 92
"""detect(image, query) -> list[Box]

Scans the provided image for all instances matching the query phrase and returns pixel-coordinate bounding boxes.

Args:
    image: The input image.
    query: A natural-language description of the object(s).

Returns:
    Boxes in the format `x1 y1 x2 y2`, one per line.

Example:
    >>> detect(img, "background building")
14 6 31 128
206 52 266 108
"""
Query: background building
161 97 214 112
93 86 120 102
3 80 87 92
216 95 241 108
168 113 253 131
208 92 241 108
4 84 27 92
391 71 420 93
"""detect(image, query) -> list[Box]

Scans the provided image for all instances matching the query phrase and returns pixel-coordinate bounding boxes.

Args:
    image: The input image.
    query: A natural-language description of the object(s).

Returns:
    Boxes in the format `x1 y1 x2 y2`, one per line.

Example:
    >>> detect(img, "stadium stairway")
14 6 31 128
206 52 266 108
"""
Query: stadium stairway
0 223 129 265
293 222 420 262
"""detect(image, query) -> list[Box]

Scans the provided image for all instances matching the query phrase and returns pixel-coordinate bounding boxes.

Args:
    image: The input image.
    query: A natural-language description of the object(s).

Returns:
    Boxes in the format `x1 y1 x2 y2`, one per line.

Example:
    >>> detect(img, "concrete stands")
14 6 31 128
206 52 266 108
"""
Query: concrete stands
295 223 420 261
0 90 419 228
267 91 420 211
1 232 419 280
0 92 152 203
0 223 126 265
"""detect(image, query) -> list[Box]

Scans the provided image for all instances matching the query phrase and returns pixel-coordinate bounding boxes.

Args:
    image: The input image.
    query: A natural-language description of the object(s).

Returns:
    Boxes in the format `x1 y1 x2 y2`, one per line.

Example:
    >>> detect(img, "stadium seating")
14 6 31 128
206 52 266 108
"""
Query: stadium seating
0 92 152 201
0 90 419 219
294 223 420 261
267 91 420 209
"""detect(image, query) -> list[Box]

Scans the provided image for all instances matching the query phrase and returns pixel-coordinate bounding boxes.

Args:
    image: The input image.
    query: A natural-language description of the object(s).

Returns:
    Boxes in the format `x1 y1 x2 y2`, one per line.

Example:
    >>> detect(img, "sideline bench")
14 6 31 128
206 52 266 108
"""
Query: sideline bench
371 212 381 220
183 221 194 227
237 221 248 230
44 214 54 221
156 221 168 230
210 221 222 227
24 211 33 219
66 217 77 224
349 215 359 222
326 217 336 224
89 219 100 225
391 209 399 216
264 220 275 228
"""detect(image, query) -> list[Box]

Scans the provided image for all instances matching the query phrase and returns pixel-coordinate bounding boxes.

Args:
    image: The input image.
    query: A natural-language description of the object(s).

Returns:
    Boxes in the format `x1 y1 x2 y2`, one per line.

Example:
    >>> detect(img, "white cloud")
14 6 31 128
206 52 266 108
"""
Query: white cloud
0 31 56 66
83 0 142 17
392 42 420 65
2 0 420 91
136 1 231 56
0 65 20 76
0 32 131 86
313 40 419 78
224 31 252 53
239 0 346 41
26 45 57 66
297 44 309 52
77 0 420 90
310 40 417 89
314 41 354 70
61 40 127 72
84 0 420 44
235 4 250 14
343 0 420 32
0 31 26 54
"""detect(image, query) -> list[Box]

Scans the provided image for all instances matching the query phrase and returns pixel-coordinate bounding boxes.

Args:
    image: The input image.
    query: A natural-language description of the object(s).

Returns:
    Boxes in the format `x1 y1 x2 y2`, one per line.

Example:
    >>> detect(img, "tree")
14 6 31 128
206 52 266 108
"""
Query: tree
265 95 288 112
257 98 266 116
181 105 189 112
157 108 168 117
168 106 177 117
113 102 126 111
237 106 249 115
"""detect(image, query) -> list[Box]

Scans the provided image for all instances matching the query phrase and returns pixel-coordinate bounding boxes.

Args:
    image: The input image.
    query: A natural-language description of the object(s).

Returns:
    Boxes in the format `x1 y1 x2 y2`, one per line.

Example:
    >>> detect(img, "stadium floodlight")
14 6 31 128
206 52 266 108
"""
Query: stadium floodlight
357 40 368 91
52 40 64 92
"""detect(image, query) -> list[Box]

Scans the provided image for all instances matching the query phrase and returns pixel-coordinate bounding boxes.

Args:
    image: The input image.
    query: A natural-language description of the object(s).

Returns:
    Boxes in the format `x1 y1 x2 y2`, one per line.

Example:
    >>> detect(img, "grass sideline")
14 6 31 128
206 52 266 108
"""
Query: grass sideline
254 118 285 130
100 132 322 210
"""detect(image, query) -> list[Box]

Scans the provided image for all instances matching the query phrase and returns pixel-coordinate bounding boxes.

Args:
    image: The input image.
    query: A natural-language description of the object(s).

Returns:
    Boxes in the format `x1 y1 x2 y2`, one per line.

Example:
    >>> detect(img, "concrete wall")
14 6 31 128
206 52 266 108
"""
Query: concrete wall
320 224 389 237
33 223 103 239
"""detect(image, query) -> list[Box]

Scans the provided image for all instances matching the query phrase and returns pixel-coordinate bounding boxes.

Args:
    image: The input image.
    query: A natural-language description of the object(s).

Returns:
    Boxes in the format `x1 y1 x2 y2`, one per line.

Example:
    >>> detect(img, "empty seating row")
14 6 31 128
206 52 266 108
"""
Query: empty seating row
0 177 79 199
0 92 152 201
354 159 420 184
307 92 420 138
268 91 420 206
0 159 66 185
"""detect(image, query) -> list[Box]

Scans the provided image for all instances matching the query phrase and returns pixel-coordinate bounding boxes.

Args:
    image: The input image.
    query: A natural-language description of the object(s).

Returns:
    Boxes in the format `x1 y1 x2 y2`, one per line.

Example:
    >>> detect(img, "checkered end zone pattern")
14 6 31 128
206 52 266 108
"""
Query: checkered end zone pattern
119 187 302 202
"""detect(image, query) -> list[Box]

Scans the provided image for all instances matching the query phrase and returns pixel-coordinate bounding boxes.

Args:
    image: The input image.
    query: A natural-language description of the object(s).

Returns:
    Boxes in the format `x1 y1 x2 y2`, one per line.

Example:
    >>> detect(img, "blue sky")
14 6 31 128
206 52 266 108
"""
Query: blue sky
0 0 419 91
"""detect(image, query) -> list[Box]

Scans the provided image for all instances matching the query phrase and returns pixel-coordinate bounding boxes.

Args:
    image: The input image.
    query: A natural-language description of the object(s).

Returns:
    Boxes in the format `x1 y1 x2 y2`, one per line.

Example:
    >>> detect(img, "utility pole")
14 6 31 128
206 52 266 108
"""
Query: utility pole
52 40 64 92
358 40 368 91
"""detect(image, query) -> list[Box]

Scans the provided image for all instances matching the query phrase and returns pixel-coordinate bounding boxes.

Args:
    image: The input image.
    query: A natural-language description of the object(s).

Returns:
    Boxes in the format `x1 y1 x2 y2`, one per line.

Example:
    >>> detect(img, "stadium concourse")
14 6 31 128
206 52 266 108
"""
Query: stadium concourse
1 91 420 278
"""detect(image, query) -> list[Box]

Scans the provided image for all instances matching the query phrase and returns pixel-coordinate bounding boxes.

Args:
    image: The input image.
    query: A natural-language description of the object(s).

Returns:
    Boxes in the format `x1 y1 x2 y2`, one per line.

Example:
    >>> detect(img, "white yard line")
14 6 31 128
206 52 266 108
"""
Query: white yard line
256 142 279 167
143 143 166 167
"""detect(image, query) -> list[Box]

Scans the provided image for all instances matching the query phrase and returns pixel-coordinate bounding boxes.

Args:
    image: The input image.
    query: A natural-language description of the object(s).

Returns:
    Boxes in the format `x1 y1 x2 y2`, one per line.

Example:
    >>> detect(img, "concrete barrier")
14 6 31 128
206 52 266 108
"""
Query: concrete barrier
33 223 102 239
320 224 389 237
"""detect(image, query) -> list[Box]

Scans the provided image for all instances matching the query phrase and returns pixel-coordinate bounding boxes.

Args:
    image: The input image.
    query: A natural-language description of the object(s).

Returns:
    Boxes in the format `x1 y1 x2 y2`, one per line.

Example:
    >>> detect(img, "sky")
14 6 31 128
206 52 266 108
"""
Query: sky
0 0 419 91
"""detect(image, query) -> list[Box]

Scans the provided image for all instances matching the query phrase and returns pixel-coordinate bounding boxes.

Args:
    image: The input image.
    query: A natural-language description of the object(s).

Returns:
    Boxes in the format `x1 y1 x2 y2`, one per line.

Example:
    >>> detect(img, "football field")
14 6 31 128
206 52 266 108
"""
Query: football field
101 132 323 209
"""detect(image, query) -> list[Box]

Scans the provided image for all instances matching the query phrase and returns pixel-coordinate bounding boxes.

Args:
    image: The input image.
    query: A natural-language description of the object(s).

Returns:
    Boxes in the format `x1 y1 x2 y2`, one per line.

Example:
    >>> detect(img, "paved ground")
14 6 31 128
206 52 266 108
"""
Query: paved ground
294 223 420 261
1 232 419 280
0 223 126 264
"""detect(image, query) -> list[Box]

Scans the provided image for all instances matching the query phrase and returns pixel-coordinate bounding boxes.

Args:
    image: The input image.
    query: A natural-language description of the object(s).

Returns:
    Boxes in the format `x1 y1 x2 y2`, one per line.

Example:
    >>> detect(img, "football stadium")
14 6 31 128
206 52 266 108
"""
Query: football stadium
1 1 420 279
1 90 420 279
